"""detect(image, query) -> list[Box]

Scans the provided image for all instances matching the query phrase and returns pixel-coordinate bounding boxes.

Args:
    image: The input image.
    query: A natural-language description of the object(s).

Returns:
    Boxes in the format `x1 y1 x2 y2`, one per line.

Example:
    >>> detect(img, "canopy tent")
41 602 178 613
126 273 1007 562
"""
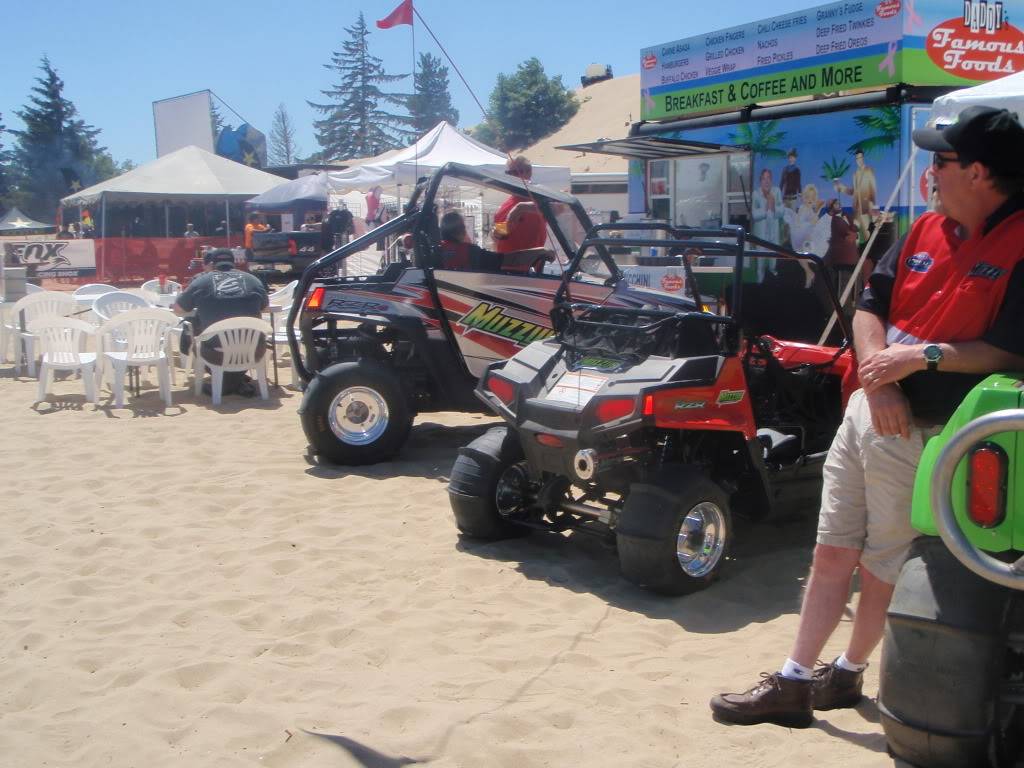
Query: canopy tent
930 70 1024 125
0 207 55 233
59 145 286 240
246 172 331 214
327 122 572 193
62 145 284 207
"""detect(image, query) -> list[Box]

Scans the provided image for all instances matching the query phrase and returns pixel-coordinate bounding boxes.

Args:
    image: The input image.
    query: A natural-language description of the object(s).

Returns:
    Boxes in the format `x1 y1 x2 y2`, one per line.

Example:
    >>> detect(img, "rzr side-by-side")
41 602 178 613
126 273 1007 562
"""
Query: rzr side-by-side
286 163 713 465
448 224 856 595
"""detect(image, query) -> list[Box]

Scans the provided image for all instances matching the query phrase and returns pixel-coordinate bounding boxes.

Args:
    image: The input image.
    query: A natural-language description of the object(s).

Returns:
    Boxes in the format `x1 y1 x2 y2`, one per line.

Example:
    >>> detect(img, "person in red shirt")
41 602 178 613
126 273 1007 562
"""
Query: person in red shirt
712 105 1024 728
438 211 499 271
491 156 548 254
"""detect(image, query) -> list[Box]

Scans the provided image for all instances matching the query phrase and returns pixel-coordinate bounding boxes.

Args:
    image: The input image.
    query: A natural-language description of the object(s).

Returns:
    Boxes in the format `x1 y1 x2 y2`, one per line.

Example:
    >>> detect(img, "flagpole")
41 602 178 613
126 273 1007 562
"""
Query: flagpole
412 8 489 120
412 12 418 187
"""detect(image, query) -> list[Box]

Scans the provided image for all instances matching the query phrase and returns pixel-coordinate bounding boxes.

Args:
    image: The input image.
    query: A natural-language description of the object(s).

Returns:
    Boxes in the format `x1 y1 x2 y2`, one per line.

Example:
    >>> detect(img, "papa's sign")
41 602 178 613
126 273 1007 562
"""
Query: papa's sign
2 239 97 277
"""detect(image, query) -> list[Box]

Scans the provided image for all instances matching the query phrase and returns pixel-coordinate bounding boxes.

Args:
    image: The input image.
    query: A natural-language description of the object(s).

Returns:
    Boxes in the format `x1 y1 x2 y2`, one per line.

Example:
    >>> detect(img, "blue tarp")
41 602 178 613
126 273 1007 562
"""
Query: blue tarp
245 173 329 214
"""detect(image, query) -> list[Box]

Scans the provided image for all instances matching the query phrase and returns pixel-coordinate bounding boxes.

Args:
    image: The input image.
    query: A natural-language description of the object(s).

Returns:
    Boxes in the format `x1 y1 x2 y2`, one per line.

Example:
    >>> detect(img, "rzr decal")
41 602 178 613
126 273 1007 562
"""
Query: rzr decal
458 302 554 346
325 298 390 314
674 399 707 410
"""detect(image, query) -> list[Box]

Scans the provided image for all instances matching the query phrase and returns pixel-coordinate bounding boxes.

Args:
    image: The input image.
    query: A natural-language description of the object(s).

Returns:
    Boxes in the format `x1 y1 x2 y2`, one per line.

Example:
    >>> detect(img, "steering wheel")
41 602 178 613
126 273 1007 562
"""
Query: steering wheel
931 409 1024 590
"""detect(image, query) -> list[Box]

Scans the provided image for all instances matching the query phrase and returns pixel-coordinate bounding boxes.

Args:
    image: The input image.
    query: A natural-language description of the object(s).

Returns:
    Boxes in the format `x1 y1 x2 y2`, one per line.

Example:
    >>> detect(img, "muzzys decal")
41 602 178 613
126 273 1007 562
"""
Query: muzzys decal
458 301 554 345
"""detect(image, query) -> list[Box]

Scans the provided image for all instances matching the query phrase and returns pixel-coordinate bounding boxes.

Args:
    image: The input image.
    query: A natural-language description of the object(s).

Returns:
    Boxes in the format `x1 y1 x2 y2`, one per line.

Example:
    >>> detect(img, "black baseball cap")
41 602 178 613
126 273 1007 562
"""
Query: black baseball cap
203 248 236 268
912 105 1024 176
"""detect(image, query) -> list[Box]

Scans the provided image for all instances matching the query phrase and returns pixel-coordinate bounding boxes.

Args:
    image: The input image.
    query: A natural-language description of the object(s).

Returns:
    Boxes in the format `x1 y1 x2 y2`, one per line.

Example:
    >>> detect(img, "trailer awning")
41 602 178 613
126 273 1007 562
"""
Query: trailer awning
555 136 737 161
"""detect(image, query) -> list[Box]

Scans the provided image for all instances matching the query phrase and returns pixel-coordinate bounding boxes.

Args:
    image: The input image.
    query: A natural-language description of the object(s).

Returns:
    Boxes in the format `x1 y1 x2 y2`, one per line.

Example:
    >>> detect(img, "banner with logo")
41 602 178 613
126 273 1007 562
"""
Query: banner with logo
641 0 1024 121
2 239 96 278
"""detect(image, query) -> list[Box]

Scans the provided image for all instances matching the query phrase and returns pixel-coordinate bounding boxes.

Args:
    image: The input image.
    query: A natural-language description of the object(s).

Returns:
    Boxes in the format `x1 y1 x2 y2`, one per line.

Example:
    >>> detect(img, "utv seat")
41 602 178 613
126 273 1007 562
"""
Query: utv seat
757 428 799 462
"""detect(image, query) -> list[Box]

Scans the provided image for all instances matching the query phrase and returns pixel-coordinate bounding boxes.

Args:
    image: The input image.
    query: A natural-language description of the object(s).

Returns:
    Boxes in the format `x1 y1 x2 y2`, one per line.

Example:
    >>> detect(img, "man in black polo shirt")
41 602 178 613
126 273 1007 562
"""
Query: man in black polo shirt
173 248 268 396
711 105 1024 728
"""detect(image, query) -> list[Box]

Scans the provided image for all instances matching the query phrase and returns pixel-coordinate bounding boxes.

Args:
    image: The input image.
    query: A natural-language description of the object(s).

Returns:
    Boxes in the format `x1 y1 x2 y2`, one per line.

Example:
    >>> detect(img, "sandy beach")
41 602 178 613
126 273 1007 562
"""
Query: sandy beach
0 369 893 767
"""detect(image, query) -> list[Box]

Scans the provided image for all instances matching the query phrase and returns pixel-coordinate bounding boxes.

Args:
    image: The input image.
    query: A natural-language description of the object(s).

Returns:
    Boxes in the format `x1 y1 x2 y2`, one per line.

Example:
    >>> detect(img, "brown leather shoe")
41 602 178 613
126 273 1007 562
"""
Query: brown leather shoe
812 661 864 710
710 673 813 727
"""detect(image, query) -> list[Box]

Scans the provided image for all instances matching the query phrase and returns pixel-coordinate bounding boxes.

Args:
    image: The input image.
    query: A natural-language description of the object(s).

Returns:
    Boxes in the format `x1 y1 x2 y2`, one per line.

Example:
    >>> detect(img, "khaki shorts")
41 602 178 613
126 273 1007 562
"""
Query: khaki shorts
817 389 943 584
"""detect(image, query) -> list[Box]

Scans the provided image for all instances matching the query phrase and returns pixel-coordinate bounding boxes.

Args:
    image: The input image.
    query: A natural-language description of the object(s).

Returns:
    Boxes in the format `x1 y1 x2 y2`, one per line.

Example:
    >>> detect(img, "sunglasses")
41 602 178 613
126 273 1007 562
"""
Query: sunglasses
932 153 961 169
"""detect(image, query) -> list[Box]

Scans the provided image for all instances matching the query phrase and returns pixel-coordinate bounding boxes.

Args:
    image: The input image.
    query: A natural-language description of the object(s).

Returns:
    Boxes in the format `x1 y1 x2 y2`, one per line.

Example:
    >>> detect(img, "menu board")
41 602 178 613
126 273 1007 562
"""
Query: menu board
641 0 904 120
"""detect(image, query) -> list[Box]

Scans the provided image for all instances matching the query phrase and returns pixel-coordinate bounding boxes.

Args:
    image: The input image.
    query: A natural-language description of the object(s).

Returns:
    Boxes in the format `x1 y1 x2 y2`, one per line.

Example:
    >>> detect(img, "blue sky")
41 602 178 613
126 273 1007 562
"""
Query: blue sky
1 0 811 165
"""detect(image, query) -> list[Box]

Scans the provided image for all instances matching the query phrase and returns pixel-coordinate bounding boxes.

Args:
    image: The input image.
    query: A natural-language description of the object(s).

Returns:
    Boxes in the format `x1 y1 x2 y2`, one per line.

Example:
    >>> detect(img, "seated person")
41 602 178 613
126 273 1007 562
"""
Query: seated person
437 211 501 271
173 248 269 396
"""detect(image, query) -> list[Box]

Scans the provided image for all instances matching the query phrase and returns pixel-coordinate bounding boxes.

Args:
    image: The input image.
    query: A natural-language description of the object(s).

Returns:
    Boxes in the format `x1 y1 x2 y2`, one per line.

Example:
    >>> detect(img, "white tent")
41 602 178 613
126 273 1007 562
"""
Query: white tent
326 122 572 192
62 145 284 206
60 145 287 239
929 70 1024 125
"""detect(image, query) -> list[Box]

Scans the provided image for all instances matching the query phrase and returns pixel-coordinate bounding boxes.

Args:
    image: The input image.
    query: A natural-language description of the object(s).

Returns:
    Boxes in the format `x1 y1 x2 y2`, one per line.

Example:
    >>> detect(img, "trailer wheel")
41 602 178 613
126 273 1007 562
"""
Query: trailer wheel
879 537 1019 768
448 426 529 539
300 360 412 465
617 465 731 595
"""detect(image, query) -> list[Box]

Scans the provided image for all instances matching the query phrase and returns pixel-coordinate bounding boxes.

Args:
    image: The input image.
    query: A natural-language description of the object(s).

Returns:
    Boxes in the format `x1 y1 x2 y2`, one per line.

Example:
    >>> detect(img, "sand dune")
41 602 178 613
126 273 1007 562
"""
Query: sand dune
0 369 892 767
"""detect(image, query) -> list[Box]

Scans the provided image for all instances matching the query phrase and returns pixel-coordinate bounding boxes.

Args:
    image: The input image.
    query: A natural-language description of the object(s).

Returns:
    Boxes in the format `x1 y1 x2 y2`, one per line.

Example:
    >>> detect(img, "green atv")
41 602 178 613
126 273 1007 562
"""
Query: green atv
879 374 1024 767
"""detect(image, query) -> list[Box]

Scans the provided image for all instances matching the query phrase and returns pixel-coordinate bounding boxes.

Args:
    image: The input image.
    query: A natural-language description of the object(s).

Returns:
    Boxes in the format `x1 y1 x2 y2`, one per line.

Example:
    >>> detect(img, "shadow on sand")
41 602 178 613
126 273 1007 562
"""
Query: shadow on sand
456 509 820 634
303 419 497 483
303 731 426 767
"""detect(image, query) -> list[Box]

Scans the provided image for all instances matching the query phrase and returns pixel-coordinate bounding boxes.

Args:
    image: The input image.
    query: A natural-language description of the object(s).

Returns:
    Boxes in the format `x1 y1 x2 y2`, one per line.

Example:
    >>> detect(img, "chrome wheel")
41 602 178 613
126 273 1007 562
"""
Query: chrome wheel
328 386 390 445
676 501 727 577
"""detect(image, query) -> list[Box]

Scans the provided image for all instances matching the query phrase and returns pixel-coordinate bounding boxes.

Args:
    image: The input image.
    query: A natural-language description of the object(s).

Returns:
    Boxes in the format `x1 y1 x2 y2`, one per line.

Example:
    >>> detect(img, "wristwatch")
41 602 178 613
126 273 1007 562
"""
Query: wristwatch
923 343 943 371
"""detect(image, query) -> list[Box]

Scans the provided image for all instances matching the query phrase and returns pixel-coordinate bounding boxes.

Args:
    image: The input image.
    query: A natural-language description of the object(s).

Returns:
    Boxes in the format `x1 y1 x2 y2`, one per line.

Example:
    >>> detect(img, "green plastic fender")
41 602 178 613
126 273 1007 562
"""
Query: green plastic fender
911 373 1024 551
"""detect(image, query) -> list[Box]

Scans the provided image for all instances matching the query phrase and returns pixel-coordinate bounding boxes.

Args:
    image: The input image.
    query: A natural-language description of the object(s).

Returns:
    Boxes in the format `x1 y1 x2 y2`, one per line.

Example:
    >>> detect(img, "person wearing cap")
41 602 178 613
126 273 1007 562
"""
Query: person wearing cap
173 248 269 396
491 156 548 258
711 104 1024 729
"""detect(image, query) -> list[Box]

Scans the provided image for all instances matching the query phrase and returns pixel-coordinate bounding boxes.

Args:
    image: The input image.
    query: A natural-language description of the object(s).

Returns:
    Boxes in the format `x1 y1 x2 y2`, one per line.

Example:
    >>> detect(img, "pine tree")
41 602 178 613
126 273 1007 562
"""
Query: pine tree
406 53 458 133
308 13 412 160
9 57 121 220
475 58 579 151
210 101 233 143
268 103 300 166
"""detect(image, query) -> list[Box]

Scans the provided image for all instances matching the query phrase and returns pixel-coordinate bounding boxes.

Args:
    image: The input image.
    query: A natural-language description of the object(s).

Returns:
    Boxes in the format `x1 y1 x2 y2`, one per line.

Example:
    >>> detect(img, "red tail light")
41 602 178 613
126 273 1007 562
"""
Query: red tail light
486 374 515 405
967 443 1007 528
595 397 635 424
535 433 564 448
305 287 325 310
642 394 654 417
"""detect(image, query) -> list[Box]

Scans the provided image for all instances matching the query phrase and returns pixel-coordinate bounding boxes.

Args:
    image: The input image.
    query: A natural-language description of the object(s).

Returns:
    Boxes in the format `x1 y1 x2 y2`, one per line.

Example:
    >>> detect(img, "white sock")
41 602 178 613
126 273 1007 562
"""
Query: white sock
780 658 814 681
836 653 867 672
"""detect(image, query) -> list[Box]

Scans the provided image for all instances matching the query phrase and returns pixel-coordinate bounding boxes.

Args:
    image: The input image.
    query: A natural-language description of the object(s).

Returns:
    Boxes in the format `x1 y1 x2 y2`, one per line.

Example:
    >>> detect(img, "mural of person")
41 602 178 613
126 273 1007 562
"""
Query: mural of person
784 183 830 256
833 148 877 242
752 168 784 244
780 149 802 210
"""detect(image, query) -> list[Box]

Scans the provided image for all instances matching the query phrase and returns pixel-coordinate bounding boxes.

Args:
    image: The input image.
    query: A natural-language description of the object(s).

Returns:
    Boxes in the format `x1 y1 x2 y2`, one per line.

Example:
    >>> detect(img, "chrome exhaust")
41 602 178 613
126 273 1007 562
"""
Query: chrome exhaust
574 448 598 480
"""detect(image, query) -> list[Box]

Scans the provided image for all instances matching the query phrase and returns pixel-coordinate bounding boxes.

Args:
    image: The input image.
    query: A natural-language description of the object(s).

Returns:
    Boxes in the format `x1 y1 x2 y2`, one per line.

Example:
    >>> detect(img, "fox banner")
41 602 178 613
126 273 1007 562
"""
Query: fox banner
2 239 97 278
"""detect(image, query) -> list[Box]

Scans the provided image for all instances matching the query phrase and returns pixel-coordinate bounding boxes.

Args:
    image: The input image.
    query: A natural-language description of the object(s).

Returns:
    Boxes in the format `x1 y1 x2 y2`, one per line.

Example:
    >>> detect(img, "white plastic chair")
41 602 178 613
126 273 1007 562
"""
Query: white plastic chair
5 291 78 377
193 317 272 405
120 288 161 305
266 280 299 307
25 283 43 294
93 291 150 323
96 308 178 408
141 278 182 295
268 301 300 387
73 283 118 298
27 316 98 403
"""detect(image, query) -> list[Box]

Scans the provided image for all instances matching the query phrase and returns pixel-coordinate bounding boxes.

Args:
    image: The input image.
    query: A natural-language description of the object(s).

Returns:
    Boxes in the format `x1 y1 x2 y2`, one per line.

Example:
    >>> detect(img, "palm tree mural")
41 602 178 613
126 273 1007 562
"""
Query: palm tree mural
821 155 852 184
728 120 787 159
847 106 901 156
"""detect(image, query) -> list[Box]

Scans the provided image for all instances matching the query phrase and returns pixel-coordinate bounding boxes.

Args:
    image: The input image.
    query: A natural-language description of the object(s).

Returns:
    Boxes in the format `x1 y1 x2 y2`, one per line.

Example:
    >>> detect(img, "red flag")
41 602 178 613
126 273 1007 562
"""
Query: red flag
376 0 413 28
